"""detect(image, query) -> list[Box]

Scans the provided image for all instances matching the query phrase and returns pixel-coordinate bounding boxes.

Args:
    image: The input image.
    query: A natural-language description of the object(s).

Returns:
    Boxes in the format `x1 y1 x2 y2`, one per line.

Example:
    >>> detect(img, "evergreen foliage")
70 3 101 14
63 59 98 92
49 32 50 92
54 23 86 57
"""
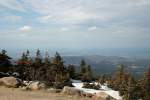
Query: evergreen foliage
79 60 93 82
67 64 76 79
17 50 70 88
139 66 150 99
109 65 142 100
0 50 12 72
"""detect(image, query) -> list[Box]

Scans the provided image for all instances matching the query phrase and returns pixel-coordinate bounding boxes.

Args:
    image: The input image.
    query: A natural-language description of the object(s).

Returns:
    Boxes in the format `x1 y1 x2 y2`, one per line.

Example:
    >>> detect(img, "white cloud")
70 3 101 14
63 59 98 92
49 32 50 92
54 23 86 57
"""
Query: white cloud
59 9 99 24
37 8 100 24
60 27 69 31
2 15 22 22
19 33 27 37
0 0 25 12
24 0 150 25
37 15 52 23
19 26 31 31
127 0 150 7
88 26 97 31
24 0 112 24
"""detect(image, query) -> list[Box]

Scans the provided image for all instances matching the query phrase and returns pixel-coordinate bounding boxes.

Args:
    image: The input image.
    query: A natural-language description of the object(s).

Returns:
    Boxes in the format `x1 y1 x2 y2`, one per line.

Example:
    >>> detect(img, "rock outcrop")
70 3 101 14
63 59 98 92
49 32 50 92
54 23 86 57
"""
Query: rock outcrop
62 86 83 96
0 77 21 88
93 92 117 100
26 81 46 90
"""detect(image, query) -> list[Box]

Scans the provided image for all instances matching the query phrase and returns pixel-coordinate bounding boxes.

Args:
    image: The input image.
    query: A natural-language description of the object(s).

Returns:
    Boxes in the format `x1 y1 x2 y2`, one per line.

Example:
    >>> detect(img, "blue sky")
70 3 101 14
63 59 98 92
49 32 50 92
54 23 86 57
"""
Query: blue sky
0 0 150 58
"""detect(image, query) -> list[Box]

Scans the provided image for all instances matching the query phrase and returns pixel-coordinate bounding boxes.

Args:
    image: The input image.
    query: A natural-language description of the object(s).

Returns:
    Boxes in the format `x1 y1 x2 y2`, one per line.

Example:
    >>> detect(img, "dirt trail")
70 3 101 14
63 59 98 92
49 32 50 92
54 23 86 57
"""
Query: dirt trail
0 86 90 100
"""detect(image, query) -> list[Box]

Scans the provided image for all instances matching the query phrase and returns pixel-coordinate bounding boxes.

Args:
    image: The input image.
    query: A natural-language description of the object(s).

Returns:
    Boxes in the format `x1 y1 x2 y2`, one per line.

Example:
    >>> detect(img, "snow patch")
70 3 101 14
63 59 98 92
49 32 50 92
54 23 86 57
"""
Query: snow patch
71 79 122 100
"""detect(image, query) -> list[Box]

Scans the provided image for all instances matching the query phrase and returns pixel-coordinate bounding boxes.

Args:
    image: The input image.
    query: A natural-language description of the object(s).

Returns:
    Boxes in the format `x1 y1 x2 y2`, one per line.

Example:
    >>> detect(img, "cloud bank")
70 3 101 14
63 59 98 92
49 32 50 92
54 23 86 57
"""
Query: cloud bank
0 0 150 57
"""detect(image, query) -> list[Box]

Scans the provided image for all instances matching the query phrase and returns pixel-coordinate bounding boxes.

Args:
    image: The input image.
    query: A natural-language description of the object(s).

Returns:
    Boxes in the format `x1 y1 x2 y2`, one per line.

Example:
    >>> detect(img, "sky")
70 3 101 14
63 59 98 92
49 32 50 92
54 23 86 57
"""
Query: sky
0 0 150 58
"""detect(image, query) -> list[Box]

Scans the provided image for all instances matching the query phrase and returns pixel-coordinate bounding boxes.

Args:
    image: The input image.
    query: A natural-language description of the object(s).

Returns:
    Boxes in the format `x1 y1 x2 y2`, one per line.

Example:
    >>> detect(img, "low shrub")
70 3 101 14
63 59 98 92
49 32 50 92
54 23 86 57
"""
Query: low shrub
82 83 100 90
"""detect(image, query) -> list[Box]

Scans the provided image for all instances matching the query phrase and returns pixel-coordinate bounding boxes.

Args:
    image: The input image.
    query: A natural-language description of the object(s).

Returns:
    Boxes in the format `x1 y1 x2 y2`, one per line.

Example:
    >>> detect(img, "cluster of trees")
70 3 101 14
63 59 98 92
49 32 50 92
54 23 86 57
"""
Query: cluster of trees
66 60 93 82
107 65 150 100
16 50 71 88
79 60 93 82
0 49 93 88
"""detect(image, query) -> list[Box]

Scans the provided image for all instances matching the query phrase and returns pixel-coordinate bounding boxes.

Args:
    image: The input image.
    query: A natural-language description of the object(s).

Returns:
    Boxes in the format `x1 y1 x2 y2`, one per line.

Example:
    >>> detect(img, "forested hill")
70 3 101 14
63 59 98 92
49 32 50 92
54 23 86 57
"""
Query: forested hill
11 54 150 78
63 55 150 77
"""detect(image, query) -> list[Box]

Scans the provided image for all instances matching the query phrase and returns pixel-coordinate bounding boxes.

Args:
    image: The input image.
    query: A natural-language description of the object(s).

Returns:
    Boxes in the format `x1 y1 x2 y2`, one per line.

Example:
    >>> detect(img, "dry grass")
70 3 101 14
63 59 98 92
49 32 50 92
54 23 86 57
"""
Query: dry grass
0 86 91 100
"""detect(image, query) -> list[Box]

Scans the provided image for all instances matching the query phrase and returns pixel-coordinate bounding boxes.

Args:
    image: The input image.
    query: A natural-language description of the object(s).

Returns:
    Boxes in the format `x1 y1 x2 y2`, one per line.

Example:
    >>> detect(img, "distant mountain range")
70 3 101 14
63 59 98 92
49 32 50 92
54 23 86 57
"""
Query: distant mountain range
12 55 150 78
62 55 150 78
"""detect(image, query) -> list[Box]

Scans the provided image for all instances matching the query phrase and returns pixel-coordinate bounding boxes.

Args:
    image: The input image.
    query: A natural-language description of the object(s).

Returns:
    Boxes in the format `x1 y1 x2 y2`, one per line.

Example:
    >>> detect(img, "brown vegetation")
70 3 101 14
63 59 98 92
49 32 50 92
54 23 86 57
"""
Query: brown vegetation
0 86 91 100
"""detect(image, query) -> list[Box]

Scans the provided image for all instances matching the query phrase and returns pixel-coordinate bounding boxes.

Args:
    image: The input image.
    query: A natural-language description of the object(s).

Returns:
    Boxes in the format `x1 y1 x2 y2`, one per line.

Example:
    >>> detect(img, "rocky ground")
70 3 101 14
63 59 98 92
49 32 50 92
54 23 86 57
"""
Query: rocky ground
0 77 121 100
0 86 91 100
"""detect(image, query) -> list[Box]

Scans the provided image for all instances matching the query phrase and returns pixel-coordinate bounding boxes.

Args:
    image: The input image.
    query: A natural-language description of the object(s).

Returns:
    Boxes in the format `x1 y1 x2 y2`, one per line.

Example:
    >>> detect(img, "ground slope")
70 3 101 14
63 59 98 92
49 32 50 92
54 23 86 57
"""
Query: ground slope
0 86 90 100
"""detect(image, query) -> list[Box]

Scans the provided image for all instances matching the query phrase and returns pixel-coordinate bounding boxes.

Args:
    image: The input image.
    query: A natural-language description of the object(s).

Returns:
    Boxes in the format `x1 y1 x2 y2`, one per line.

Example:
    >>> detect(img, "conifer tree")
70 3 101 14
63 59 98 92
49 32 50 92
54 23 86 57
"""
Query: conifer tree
51 52 70 88
85 65 92 81
17 50 32 80
67 64 76 79
99 74 106 85
0 50 12 72
44 51 52 85
109 64 142 99
111 65 126 90
79 60 93 82
44 51 51 65
18 52 26 79
35 49 46 81
139 66 150 99
123 75 137 100
110 65 130 96
80 59 86 74
35 49 42 66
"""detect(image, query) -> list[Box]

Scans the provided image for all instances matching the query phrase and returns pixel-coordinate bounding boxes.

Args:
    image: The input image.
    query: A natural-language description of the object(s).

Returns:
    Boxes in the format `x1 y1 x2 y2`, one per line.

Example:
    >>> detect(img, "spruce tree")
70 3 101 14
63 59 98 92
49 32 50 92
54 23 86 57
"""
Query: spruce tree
35 49 42 66
123 75 139 100
44 51 52 85
52 52 63 65
68 64 76 79
80 60 93 82
99 74 106 85
0 50 12 72
35 49 46 81
27 49 43 81
44 51 51 65
80 60 86 74
110 65 129 96
17 50 32 80
85 65 93 82
51 52 70 88
17 52 26 79
139 66 150 99
111 65 126 90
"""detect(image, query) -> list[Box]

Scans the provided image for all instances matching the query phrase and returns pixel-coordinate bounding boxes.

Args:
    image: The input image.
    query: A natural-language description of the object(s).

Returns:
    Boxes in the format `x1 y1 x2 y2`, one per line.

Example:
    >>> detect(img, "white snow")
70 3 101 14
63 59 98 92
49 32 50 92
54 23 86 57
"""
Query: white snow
71 79 122 100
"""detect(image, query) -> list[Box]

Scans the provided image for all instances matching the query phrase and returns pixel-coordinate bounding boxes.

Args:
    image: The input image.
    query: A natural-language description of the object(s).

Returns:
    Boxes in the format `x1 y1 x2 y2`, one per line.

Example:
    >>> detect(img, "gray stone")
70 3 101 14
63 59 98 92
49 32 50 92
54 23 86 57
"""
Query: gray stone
26 81 46 90
0 77 21 88
93 92 117 100
62 86 83 96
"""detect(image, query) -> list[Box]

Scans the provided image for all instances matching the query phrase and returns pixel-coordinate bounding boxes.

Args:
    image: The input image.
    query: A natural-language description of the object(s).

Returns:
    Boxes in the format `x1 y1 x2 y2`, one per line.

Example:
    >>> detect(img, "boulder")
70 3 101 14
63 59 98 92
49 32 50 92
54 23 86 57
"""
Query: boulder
93 92 116 100
62 86 83 96
26 81 46 90
0 77 21 88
